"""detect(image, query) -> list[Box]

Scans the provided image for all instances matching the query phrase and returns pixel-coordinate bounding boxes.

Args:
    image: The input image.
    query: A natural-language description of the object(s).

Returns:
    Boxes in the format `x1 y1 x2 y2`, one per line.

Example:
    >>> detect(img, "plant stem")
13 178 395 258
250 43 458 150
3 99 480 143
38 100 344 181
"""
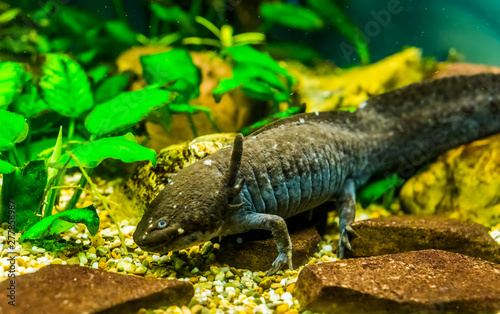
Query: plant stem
206 112 220 133
64 169 91 211
10 146 21 167
68 118 75 141
194 16 221 39
149 13 159 38
44 168 66 218
25 118 31 161
186 113 198 138
49 185 85 191
71 153 127 253
112 0 128 25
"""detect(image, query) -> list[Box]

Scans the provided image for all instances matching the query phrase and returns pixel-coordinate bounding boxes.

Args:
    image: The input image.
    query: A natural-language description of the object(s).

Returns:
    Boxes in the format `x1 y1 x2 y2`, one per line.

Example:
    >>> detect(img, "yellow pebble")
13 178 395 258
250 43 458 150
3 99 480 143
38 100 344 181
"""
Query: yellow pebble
283 310 299 314
276 303 289 314
88 247 96 254
286 283 295 294
190 305 203 314
181 305 191 314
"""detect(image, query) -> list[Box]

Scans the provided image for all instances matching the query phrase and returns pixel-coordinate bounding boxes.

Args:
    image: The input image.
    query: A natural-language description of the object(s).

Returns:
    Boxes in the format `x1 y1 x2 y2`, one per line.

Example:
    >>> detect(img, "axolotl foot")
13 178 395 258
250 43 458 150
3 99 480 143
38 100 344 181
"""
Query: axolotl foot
337 178 359 259
238 213 293 276
267 250 293 276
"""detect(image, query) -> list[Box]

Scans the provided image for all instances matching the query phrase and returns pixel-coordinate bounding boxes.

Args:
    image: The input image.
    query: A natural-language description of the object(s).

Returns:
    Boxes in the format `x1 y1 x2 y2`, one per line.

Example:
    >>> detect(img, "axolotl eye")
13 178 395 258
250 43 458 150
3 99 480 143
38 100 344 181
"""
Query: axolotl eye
157 219 167 228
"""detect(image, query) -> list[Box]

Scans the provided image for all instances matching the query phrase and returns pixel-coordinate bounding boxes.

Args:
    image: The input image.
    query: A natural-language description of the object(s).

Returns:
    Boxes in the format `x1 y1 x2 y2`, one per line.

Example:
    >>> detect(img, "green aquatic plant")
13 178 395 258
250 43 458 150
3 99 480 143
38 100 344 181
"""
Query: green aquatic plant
140 49 201 101
213 45 294 108
183 16 266 50
20 205 99 241
260 0 370 64
241 107 303 135
0 56 162 237
359 173 405 210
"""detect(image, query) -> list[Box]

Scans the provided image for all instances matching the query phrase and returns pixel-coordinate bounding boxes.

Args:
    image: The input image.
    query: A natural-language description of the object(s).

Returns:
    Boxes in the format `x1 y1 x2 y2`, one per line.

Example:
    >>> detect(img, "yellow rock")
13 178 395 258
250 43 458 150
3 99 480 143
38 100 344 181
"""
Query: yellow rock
276 303 289 314
287 47 428 113
400 134 500 227
190 305 203 314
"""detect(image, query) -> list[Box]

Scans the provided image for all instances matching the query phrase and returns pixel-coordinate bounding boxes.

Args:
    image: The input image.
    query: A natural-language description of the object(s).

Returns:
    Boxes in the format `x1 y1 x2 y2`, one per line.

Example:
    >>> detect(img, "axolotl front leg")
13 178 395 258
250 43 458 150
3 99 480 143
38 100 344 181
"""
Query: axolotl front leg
224 134 358 275
237 213 293 276
234 177 358 276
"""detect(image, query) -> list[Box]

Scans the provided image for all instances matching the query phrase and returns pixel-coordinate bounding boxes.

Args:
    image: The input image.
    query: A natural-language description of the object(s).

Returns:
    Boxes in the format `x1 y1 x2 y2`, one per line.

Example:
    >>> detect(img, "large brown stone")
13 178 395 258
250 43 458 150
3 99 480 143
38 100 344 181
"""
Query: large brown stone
345 216 500 263
0 264 193 314
295 250 500 313
217 224 321 271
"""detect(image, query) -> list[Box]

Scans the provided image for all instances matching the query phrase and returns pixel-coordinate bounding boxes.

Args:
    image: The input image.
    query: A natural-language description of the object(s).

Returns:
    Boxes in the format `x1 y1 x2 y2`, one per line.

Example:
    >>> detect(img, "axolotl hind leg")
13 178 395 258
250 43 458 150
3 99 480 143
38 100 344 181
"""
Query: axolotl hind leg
238 213 293 276
337 178 359 259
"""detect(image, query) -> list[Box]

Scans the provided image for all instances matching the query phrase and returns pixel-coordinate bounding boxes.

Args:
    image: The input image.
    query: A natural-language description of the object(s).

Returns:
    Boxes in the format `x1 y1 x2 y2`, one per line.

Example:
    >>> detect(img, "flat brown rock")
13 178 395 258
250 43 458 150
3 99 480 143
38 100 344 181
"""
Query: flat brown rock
345 216 500 263
217 224 321 271
432 62 500 79
295 250 500 313
0 264 193 314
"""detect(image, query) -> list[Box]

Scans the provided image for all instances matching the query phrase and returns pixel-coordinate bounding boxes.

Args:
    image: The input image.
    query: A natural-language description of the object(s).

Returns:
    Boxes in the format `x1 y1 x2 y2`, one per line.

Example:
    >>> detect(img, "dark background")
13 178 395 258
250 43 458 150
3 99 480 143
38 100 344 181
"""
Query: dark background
11 0 500 66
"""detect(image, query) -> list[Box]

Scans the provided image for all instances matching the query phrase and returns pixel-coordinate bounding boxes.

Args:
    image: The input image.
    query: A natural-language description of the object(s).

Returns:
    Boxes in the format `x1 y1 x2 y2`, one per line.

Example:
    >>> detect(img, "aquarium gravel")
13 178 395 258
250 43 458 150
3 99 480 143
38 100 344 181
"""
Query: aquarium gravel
0 218 343 313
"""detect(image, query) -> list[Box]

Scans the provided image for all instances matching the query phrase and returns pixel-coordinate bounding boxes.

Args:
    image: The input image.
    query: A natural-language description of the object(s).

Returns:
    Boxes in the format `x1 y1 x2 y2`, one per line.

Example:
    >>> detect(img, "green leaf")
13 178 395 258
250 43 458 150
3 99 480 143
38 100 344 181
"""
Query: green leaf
151 4 192 26
140 49 201 99
234 63 286 92
212 78 243 102
241 107 302 135
10 82 49 118
85 88 172 137
105 21 138 45
265 42 322 64
0 62 29 109
46 126 63 184
260 3 323 31
241 81 288 103
224 45 291 78
52 133 156 169
0 8 21 24
307 0 370 64
1 160 48 231
88 65 109 84
0 110 28 151
168 104 211 114
0 159 14 174
95 74 129 104
32 3 102 36
358 173 405 208
39 54 94 118
20 205 99 240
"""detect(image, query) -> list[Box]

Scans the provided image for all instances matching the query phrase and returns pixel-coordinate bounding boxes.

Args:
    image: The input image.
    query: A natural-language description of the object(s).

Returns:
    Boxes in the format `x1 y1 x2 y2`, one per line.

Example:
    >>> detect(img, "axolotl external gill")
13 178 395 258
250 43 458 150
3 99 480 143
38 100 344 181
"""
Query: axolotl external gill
134 73 500 275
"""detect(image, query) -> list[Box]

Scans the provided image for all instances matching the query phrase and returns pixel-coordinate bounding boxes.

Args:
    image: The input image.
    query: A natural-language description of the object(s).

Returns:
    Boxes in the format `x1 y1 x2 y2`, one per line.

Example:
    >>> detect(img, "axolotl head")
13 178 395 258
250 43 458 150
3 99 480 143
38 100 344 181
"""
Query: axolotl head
133 134 245 254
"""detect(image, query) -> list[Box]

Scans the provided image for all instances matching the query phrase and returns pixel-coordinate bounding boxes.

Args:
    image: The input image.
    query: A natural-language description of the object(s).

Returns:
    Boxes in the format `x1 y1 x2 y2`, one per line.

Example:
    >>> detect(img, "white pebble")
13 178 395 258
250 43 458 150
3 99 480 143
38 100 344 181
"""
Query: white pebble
203 159 213 166
322 244 333 252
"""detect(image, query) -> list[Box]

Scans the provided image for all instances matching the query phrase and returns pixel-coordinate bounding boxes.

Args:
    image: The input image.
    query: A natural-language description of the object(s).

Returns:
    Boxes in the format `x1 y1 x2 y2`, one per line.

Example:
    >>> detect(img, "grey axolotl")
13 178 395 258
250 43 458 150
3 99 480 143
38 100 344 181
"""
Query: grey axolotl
134 73 500 275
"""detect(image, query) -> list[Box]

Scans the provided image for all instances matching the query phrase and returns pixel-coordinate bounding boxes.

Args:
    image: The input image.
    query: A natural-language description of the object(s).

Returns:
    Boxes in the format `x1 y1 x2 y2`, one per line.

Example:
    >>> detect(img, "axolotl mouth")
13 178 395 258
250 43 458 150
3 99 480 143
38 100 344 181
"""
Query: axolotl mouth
133 214 220 254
